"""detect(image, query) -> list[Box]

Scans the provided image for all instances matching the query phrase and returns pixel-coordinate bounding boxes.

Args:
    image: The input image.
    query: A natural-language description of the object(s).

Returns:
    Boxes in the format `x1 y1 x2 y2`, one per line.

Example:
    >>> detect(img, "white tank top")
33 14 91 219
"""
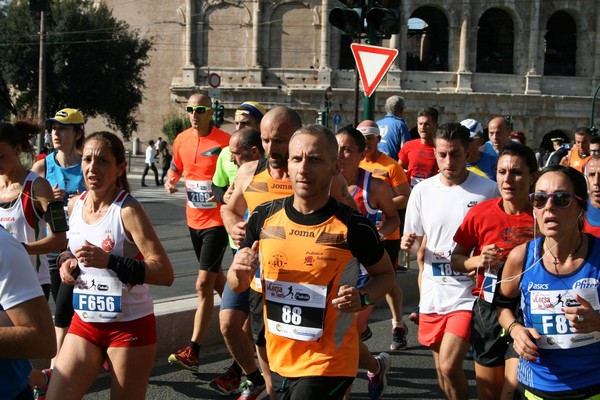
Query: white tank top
68 190 153 322
0 171 50 285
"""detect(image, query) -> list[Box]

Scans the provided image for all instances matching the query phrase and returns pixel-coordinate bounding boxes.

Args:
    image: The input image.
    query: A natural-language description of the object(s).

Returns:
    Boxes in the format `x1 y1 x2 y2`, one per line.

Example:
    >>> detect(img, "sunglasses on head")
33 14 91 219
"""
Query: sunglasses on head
185 105 212 114
528 191 582 209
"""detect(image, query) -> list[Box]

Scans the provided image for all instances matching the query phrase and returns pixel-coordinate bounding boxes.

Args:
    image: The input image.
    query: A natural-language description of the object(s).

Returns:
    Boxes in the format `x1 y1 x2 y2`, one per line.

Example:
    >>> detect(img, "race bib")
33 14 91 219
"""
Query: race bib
482 267 500 303
528 288 600 349
264 279 327 341
73 275 123 322
430 248 469 282
185 180 217 209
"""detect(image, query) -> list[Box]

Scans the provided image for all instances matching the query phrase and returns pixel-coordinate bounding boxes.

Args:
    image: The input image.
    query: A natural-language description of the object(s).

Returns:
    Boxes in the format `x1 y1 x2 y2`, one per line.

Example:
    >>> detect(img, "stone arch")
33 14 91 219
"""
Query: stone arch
475 7 515 74
406 5 450 71
544 10 577 76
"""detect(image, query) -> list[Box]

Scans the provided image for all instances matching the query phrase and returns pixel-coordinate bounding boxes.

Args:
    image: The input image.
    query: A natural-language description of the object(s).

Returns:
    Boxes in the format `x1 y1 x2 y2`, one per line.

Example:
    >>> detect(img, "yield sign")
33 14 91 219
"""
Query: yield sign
351 43 399 97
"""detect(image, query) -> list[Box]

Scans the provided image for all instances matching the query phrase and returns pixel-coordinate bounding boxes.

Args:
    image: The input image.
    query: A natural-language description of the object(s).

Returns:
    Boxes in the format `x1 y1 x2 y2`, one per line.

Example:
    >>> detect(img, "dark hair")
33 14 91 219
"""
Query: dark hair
510 131 527 145
292 124 338 160
236 127 264 154
84 131 131 193
535 165 588 211
74 126 86 152
499 142 538 173
0 121 39 154
417 107 439 123
433 122 470 150
590 135 600 145
336 125 366 153
574 127 592 137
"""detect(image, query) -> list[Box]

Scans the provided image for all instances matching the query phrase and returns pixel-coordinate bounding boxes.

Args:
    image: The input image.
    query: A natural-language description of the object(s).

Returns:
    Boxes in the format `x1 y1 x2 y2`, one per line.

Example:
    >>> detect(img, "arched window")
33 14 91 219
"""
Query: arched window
476 8 514 74
406 7 449 71
544 11 576 76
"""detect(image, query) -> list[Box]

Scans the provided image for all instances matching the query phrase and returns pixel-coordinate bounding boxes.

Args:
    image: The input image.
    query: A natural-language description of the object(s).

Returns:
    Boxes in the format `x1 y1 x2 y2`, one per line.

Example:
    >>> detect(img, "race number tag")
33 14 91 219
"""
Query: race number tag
528 288 600 349
431 248 468 282
185 180 217 209
73 275 123 322
482 265 501 303
264 279 326 341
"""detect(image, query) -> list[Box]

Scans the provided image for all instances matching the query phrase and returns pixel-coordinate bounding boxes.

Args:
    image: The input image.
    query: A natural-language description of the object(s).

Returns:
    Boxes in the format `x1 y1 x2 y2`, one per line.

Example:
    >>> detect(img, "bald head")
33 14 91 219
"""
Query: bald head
187 93 213 134
260 106 302 170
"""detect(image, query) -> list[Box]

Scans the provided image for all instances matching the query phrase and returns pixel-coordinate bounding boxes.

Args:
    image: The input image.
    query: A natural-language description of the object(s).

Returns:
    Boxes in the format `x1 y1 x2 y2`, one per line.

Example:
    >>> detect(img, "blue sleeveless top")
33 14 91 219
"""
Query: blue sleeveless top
45 151 86 206
518 235 600 393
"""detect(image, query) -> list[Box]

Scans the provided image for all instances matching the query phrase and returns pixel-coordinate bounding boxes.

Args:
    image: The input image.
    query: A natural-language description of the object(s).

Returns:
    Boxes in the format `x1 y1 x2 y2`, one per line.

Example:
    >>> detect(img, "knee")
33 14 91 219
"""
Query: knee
195 276 214 294
220 313 244 338
438 358 461 381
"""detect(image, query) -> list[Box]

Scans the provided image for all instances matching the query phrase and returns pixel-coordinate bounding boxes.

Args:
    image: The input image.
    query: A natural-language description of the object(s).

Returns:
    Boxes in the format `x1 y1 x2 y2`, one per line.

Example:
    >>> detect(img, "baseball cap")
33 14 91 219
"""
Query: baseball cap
235 101 266 121
460 118 483 139
46 108 85 126
550 137 565 142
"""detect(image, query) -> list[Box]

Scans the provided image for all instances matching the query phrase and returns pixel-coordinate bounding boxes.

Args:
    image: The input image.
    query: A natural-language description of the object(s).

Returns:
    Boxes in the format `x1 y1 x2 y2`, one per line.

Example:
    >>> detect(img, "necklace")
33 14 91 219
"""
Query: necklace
545 234 584 268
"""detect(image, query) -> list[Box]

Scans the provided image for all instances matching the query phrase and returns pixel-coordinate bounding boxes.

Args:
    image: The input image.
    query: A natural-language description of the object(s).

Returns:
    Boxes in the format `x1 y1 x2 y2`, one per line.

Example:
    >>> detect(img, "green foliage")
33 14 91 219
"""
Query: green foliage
161 113 190 143
0 0 152 139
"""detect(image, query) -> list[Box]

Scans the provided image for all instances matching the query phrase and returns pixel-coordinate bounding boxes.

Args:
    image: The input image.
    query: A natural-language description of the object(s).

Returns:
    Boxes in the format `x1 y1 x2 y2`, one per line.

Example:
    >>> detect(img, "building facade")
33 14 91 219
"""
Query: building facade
101 0 599 149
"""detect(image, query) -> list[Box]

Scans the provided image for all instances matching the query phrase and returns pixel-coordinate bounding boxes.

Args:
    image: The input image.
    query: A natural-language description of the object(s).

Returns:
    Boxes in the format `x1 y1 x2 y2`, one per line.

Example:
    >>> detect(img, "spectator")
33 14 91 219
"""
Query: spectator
376 95 411 161
141 140 160 187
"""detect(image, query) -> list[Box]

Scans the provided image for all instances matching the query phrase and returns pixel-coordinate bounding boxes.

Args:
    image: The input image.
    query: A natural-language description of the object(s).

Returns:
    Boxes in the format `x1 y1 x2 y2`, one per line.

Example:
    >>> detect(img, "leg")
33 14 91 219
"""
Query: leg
191 269 223 343
141 164 150 185
150 164 160 185
219 288 256 375
474 363 505 400
45 334 104 400
501 357 519 400
433 333 470 400
256 344 276 400
107 344 157 400
52 282 74 367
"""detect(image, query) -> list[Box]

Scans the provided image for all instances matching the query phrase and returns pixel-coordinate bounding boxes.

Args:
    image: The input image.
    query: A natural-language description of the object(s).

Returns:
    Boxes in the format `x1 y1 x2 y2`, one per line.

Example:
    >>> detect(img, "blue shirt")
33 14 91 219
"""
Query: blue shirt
467 151 498 181
376 114 410 161
45 151 86 206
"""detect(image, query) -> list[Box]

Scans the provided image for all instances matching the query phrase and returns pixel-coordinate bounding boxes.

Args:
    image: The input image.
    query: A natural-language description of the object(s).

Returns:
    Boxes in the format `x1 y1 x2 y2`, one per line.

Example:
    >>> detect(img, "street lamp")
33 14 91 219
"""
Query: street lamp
590 82 600 135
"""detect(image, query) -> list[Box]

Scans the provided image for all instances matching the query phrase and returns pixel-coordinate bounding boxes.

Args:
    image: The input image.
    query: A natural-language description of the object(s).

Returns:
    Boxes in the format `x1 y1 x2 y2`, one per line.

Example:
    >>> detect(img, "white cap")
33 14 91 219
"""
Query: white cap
460 119 484 139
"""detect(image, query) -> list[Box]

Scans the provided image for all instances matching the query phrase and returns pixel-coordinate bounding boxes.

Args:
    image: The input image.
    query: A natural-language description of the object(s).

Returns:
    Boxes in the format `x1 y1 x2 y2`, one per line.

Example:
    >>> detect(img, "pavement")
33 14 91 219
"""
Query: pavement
40 155 481 398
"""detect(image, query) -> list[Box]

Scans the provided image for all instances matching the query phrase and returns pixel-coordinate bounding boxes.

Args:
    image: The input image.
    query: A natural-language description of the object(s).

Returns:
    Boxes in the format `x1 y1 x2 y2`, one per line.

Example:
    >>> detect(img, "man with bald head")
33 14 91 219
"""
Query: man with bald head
165 93 231 373
483 117 511 158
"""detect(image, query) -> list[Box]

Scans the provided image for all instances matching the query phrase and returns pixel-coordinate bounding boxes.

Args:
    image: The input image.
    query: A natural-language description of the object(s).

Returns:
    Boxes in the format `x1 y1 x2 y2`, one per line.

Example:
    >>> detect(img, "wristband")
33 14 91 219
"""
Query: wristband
56 250 76 267
506 320 520 336
107 254 146 285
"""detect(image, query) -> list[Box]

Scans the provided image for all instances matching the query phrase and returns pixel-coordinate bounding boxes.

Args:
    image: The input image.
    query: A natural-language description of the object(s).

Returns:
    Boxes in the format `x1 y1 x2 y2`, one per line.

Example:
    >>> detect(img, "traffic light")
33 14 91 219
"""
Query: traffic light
29 0 49 11
329 1 366 37
366 0 401 38
213 101 224 127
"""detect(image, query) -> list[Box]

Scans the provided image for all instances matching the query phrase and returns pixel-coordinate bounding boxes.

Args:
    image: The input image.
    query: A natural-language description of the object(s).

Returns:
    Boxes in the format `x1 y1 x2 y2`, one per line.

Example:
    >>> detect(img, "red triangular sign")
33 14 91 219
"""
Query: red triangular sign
351 43 399 98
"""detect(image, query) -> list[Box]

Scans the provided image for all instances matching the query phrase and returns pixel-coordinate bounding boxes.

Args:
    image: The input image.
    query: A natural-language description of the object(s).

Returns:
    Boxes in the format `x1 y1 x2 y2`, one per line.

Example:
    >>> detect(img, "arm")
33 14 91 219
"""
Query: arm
391 181 411 210
496 244 540 361
0 296 56 359
25 178 67 254
227 241 260 293
31 158 46 177
451 243 502 274
331 174 358 210
221 161 256 246
211 182 229 204
370 178 400 239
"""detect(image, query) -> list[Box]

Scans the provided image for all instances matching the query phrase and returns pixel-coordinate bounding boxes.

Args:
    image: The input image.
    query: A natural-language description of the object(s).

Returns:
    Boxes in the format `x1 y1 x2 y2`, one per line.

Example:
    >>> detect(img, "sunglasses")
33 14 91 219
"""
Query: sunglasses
185 105 212 114
529 191 582 209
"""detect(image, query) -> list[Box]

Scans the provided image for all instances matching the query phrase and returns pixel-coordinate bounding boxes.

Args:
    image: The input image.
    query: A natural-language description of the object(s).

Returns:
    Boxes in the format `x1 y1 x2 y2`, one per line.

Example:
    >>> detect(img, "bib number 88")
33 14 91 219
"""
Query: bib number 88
282 305 302 325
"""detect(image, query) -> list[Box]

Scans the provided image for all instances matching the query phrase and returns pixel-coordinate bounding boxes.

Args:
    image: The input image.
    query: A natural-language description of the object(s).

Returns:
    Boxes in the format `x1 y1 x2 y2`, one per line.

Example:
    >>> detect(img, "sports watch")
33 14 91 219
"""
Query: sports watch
359 290 373 308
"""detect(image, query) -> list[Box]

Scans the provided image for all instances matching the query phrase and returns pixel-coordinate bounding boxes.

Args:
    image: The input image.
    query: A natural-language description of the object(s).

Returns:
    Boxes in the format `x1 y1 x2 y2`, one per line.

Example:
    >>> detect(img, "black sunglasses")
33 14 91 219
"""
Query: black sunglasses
528 191 582 209
185 105 212 114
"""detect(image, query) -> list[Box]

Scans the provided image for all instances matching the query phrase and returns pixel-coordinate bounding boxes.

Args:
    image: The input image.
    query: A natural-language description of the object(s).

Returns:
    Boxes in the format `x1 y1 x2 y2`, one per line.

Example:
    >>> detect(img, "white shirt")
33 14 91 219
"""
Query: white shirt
145 145 156 164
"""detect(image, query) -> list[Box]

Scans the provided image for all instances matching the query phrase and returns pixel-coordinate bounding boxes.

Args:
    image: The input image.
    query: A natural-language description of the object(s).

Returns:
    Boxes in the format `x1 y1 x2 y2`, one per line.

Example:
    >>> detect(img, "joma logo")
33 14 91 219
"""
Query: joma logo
288 229 315 237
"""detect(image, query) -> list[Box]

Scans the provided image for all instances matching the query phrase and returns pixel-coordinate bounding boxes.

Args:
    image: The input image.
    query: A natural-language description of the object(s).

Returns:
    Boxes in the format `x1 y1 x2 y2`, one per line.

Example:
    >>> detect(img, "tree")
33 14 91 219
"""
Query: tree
0 0 152 139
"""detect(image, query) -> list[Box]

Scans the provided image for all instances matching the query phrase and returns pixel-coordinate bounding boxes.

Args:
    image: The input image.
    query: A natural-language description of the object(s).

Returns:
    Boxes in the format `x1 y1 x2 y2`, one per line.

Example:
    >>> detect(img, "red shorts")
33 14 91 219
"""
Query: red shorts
69 313 157 349
418 310 472 347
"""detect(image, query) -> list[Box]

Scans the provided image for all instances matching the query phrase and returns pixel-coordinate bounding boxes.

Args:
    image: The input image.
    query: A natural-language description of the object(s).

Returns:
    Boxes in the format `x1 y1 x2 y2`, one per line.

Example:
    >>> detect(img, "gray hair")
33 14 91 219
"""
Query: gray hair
385 95 405 115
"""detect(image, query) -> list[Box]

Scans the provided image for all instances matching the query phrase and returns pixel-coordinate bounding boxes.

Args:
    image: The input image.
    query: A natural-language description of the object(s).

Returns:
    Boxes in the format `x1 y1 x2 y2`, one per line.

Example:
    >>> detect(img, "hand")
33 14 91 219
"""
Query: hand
59 258 79 285
479 244 503 271
231 220 248 248
401 232 417 251
223 184 235 205
332 285 362 313
563 295 598 333
510 324 541 362
230 241 259 277
52 183 66 202
74 240 109 268
164 177 178 193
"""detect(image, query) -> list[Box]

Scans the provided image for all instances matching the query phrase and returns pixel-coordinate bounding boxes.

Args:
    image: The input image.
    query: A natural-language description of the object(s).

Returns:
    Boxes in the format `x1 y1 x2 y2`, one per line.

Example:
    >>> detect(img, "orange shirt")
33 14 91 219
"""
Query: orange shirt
568 146 591 173
172 126 230 230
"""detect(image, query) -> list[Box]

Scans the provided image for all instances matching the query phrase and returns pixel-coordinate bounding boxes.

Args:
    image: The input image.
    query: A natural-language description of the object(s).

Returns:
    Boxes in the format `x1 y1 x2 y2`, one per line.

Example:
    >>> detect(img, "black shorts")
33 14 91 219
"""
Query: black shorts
383 239 400 270
470 297 517 367
271 372 354 400
249 288 266 347
188 226 228 272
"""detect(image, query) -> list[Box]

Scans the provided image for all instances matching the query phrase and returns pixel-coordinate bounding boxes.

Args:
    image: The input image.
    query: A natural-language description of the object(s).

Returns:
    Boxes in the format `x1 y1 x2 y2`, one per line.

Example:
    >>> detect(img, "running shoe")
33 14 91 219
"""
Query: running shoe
167 346 199 372
390 321 408 350
237 379 267 400
360 324 373 342
209 366 242 395
367 352 391 400
33 368 52 400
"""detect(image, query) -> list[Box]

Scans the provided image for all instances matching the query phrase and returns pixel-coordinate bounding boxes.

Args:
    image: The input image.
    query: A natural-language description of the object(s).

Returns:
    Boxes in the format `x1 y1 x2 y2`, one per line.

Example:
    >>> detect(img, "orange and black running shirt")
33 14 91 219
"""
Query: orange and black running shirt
172 126 230 230
241 196 384 378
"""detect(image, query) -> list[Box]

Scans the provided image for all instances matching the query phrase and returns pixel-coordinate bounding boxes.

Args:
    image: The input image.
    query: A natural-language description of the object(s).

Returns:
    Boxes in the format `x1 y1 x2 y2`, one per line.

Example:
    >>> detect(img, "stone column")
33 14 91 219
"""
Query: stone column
252 0 260 67
525 0 542 94
182 0 195 85
456 9 473 92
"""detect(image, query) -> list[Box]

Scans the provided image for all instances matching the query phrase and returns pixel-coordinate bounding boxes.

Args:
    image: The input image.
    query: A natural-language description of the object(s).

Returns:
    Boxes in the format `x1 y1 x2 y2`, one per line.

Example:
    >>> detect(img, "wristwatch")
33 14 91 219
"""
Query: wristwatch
359 290 373 308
